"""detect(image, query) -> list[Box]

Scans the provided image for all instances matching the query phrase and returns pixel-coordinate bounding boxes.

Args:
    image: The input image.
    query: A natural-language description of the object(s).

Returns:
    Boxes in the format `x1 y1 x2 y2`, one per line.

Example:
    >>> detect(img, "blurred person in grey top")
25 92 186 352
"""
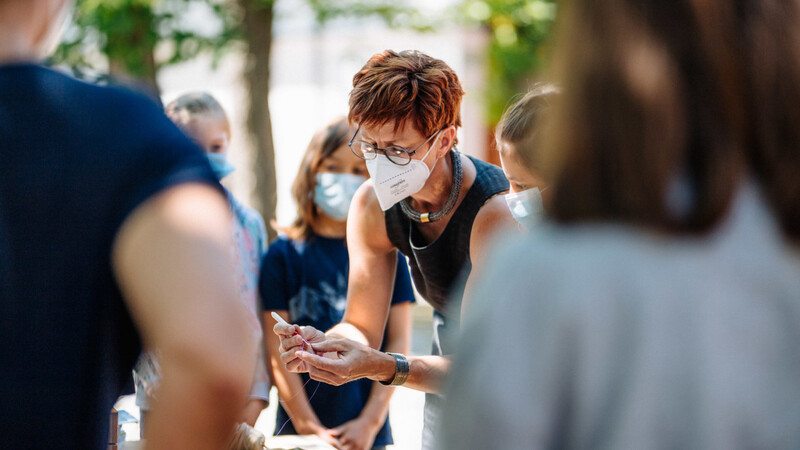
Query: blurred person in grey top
441 0 800 448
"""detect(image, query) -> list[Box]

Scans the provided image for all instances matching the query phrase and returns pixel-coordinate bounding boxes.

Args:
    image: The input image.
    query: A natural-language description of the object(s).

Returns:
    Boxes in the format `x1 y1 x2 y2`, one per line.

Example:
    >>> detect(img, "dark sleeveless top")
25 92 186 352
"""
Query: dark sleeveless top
385 154 508 318
385 154 508 449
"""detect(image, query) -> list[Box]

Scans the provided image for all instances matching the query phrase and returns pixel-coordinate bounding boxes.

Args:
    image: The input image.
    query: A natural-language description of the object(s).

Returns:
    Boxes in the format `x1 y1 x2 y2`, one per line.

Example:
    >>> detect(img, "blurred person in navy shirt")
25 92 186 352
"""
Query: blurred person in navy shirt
0 1 256 448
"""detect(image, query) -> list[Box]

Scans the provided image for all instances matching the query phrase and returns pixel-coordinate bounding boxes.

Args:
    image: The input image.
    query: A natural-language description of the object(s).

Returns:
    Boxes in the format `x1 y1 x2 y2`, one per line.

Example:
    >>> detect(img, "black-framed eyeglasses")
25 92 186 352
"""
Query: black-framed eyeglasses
348 125 441 166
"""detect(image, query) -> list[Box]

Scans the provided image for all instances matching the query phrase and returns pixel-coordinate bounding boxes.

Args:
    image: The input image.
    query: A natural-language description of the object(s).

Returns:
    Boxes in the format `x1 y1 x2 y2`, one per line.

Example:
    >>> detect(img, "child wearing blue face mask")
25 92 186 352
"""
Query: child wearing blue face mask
260 117 415 450
496 84 559 229
133 92 271 436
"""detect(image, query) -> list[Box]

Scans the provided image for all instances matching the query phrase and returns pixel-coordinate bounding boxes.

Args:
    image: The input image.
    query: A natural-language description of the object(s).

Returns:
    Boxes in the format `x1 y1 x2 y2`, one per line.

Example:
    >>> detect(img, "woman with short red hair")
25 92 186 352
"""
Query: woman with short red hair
274 50 513 448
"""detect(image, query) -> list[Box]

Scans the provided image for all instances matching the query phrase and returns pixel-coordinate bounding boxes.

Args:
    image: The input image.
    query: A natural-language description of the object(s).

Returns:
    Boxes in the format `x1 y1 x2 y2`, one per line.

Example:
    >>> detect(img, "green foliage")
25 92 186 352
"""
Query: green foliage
459 0 557 124
53 0 239 84
52 0 553 124
307 0 429 31
52 0 415 88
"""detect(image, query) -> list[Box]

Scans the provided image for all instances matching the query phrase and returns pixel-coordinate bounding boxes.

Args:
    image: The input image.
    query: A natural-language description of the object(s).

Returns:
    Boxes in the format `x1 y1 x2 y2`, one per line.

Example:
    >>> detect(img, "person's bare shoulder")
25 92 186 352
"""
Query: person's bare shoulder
472 195 515 246
348 179 395 252
351 179 381 215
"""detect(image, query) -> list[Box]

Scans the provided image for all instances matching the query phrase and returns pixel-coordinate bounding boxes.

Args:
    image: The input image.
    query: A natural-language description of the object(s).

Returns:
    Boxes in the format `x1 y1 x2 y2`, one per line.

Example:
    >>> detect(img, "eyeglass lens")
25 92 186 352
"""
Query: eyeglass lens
351 140 412 165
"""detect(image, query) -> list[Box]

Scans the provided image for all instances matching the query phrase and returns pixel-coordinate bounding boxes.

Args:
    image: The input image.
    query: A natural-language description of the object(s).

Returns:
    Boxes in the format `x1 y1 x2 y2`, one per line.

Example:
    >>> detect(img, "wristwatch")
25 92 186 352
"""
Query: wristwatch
380 352 409 386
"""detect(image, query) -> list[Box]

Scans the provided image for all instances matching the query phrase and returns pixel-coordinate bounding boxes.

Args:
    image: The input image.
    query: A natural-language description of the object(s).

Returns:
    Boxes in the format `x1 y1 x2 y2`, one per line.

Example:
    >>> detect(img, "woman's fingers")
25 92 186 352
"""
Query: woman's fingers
277 334 305 353
301 352 350 385
306 367 338 385
298 325 323 340
280 353 305 372
278 336 309 372
309 339 349 353
272 322 295 337
297 350 344 373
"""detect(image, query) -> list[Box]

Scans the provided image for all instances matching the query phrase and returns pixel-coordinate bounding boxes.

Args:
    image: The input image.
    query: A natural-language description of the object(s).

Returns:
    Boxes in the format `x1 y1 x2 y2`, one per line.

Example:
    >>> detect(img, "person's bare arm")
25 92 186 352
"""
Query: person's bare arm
331 302 412 449
264 311 341 448
462 195 515 320
112 183 256 450
366 196 510 393
298 196 512 394
240 340 269 426
328 181 397 348
240 399 267 428
298 339 450 394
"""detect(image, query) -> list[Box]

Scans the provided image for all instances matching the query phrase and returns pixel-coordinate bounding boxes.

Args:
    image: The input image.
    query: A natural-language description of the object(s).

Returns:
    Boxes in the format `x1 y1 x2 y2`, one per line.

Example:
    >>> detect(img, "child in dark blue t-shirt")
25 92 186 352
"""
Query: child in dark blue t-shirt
260 117 415 449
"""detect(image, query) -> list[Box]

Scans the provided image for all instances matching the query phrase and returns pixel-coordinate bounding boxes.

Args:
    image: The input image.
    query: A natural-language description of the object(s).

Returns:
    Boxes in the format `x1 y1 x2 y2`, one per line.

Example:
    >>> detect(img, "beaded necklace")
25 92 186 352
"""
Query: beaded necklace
399 150 463 223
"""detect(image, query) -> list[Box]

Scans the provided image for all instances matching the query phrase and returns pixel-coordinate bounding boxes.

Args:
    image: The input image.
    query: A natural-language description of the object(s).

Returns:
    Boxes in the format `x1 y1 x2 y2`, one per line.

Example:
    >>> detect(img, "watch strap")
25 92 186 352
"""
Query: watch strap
380 352 409 386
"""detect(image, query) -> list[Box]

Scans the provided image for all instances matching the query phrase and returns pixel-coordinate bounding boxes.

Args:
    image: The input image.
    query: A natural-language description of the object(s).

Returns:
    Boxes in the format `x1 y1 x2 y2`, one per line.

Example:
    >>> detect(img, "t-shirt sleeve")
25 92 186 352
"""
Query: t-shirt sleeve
237 201 269 257
390 252 416 305
260 238 292 312
255 216 268 256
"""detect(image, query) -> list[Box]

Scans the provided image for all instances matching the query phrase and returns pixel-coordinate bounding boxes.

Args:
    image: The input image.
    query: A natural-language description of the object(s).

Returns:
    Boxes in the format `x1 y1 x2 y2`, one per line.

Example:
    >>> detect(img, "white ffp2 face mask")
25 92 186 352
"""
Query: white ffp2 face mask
366 131 442 211
505 187 545 228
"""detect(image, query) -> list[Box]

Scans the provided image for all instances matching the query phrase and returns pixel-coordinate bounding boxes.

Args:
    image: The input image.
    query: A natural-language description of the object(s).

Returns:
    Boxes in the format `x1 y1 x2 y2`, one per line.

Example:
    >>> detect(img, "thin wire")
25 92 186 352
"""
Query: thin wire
273 330 321 436
275 378 322 435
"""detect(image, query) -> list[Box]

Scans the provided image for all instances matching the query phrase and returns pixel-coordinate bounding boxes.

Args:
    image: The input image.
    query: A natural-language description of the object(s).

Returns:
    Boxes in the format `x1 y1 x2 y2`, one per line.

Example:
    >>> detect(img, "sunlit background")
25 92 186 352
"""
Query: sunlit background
51 1 557 447
53 0 556 231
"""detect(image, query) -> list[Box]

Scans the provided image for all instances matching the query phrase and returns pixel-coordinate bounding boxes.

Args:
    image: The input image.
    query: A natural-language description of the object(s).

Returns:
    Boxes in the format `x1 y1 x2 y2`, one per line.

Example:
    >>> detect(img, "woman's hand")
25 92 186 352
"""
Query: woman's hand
273 322 327 372
330 416 382 450
295 338 395 386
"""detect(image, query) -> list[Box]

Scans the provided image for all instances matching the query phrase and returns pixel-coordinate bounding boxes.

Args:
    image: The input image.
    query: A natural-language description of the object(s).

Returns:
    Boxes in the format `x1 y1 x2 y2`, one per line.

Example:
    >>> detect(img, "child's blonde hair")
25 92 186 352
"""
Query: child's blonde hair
165 92 231 136
496 84 559 171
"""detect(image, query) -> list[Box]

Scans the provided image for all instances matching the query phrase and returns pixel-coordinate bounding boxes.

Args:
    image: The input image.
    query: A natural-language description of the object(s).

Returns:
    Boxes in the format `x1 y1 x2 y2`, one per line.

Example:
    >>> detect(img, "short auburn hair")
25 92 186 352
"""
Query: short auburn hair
349 50 465 143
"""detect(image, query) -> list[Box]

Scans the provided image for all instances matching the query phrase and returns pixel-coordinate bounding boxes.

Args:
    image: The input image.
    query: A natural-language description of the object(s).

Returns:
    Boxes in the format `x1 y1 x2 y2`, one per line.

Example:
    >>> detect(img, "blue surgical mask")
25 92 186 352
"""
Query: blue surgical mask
206 152 235 180
314 172 367 221
505 187 545 229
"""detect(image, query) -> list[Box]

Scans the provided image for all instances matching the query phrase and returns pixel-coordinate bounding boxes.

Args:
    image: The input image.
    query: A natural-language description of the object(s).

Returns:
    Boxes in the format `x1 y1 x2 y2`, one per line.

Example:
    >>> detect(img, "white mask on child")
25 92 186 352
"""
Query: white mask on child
365 131 443 211
505 187 545 229
314 172 367 221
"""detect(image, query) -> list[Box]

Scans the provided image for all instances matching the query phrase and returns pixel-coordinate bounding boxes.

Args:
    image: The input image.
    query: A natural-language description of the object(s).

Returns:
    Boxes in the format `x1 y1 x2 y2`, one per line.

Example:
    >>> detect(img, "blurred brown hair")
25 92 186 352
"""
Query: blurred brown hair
279 117 357 241
538 0 800 239
496 83 559 173
349 50 465 143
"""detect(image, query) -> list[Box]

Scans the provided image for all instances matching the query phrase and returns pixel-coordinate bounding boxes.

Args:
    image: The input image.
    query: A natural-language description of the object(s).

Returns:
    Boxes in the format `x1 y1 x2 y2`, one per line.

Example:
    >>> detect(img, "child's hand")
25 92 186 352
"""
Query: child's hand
331 415 381 450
